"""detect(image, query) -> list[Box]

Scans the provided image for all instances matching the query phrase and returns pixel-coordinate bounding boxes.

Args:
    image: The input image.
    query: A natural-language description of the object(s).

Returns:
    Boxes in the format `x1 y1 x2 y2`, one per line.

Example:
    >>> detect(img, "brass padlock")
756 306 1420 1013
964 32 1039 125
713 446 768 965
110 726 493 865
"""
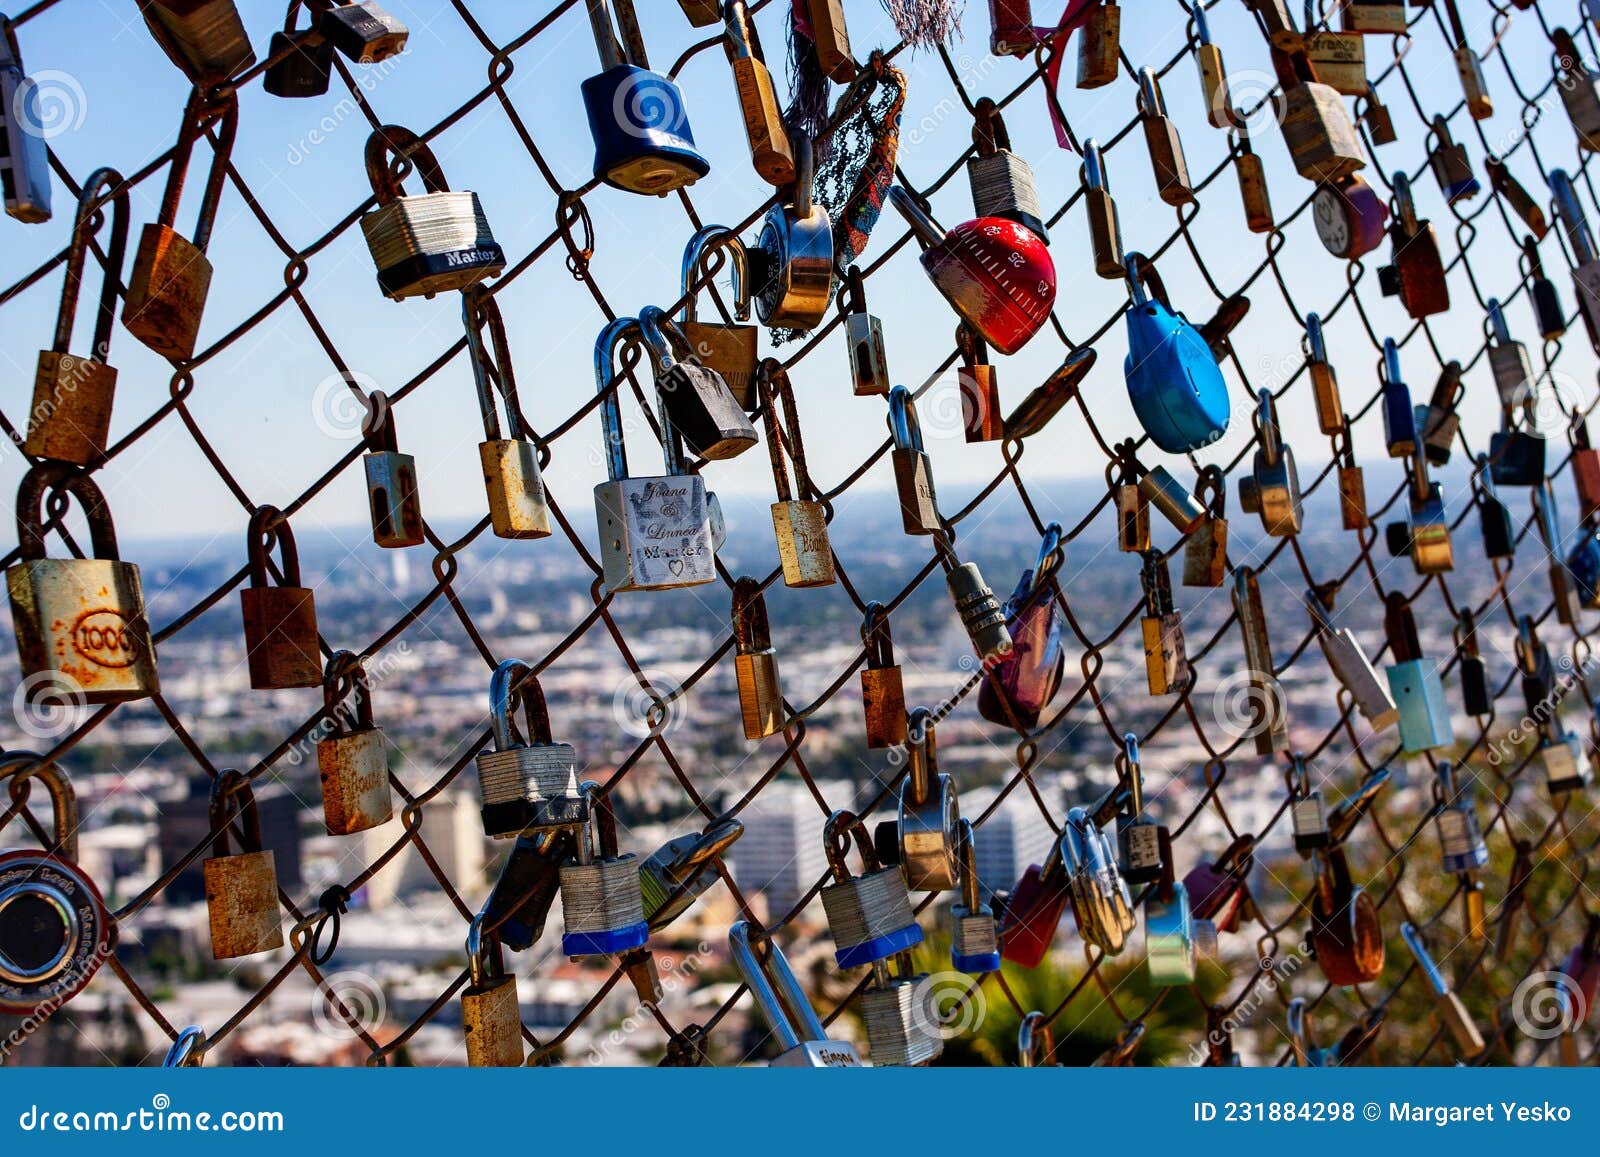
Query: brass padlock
860 602 908 749
1234 125 1274 234
316 651 394 837
1336 428 1367 530
1137 69 1193 206
1077 0 1120 89
1193 5 1230 127
733 577 783 739
841 267 890 395
1304 28 1367 95
1486 158 1548 239
1443 0 1491 119
1081 139 1124 278
1303 313 1343 435
1183 465 1228 587
465 289 552 539
239 506 322 691
760 360 834 588
138 0 255 83
1237 389 1303 536
461 909 524 1067
889 386 940 536
1234 567 1289 754
680 225 758 409
1360 84 1397 145
203 771 284 960
6 463 159 704
1274 43 1366 185
1378 171 1449 319
361 391 425 549
1114 446 1150 553
800 0 854 82
958 323 1003 443
1140 551 1189 696
122 90 237 362
1340 0 1405 33
724 0 793 185
898 707 960 891
26 170 128 466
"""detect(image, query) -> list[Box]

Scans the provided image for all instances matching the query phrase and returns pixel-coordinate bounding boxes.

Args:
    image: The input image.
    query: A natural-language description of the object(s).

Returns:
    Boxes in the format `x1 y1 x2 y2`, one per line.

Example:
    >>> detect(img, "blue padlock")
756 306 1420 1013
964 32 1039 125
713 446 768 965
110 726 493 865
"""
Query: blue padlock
1434 762 1489 874
1380 339 1417 458
1384 592 1455 754
819 811 924 968
950 819 1002 974
580 0 709 195
1568 523 1600 608
1121 252 1229 453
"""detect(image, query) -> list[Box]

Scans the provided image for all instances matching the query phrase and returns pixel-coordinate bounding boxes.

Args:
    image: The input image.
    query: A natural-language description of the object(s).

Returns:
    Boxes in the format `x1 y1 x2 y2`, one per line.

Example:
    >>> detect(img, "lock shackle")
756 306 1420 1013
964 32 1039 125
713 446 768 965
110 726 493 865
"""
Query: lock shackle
15 461 120 563
594 316 642 483
1031 522 1065 590
1285 997 1319 1066
163 1026 208 1068
157 90 238 253
465 909 505 988
1381 337 1404 388
1253 388 1282 465
364 124 450 205
1303 586 1339 636
1081 137 1109 193
1018 1010 1056 1067
680 226 751 325
53 168 129 361
0 751 79 861
1522 234 1548 280
886 185 947 251
574 780 621 863
1194 463 1226 517
1136 68 1168 117
1551 169 1599 263
840 265 870 317
586 0 626 71
247 505 303 590
956 321 989 369
321 650 374 734
728 920 828 1048
1486 298 1512 345
731 576 774 653
1382 590 1421 662
887 385 925 453
1286 751 1312 797
1302 312 1327 364
463 289 525 443
861 602 896 669
1122 251 1166 309
759 359 813 504
957 817 982 912
208 769 266 858
281 0 322 36
1428 112 1457 152
1118 732 1143 816
1193 2 1214 45
638 305 695 377
1391 170 1419 236
361 390 400 454
971 97 1013 157
906 706 937 804
1433 760 1463 809
722 0 763 63
1400 921 1452 996
823 809 878 882
488 657 554 751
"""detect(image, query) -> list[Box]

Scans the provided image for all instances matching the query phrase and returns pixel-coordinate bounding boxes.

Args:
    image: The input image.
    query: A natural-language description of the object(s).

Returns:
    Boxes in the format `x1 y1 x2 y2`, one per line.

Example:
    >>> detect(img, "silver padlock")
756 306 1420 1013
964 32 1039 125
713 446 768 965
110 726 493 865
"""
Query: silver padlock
1536 729 1590 796
748 136 833 330
1061 806 1134 955
466 289 551 539
950 818 1000 973
1304 590 1399 733
859 952 944 1066
474 658 585 838
898 707 960 892
1234 567 1289 754
967 98 1046 242
1555 27 1600 151
841 266 890 395
0 24 52 221
360 392 425 548
1552 170 1600 351
820 810 924 968
728 920 861 1066
1237 389 1302 536
559 781 648 957
1288 753 1329 855
890 385 940 536
1486 298 1532 408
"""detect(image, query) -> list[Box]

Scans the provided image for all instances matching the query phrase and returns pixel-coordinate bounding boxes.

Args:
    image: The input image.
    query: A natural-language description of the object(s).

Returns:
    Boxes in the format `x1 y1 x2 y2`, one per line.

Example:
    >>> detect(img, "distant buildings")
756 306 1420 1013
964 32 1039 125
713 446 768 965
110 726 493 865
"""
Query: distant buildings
158 776 303 903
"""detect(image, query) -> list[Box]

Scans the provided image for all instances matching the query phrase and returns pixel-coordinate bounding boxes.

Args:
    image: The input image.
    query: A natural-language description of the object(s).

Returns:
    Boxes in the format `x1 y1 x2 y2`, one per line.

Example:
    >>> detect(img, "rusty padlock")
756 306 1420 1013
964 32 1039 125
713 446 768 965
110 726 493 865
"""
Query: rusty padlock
239 506 322 690
316 651 394 836
203 770 285 960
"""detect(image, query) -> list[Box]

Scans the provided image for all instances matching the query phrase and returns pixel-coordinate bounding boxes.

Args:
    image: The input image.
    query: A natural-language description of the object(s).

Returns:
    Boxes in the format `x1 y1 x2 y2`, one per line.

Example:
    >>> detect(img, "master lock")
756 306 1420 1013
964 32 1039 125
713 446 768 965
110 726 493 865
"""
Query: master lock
461 908 523 1067
319 1 408 63
731 576 783 739
950 818 1001 973
465 289 551 539
1554 27 1600 151
239 505 322 691
360 391 424 549
559 782 648 957
889 385 940 536
1237 388 1302 536
841 267 890 395
0 22 52 221
1234 567 1290 754
1378 171 1450 319
7 464 159 704
1428 114 1479 202
1115 733 1166 886
1303 312 1343 435
25 170 127 466
1121 252 1230 453
1183 465 1228 588
359 125 505 300
1401 921 1485 1059
679 225 757 409
729 920 861 1066
747 136 833 330
1434 761 1489 873
203 771 284 960
592 317 717 593
1062 805 1135 955
1386 593 1456 755
581 0 708 195
138 0 255 84
264 4 334 99
1304 588 1399 733
760 361 833 588
316 651 393 837
1311 173 1388 259
968 98 1046 242
639 817 742 932
1137 68 1194 206
898 707 960 892
0 755 113 1015
859 602 908 749
122 90 236 361
1273 40 1366 184
1419 360 1463 465
1145 850 1196 988
1081 139 1124 278
1552 168 1600 349
1139 550 1189 697
820 810 923 967
859 953 943 1067
978 523 1065 728
887 185 1055 355
475 658 585 838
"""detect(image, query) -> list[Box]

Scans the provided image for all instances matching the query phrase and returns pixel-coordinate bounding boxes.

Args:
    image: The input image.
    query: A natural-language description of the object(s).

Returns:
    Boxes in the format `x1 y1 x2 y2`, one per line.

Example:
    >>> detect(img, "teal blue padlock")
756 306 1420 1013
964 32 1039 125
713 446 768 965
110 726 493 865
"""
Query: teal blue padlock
1383 592 1455 754
1122 253 1230 453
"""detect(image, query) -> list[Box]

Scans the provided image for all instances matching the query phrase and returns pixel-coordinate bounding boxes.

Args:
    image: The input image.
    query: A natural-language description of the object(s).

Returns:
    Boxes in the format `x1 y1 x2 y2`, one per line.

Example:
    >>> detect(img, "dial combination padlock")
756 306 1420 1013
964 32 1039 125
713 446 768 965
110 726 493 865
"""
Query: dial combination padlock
968 98 1046 241
946 557 1014 664
1385 593 1456 755
1311 173 1387 259
460 908 524 1067
897 708 960 892
1434 761 1489 874
581 0 708 194
820 810 924 967
25 171 127 466
559 781 648 958
860 603 908 749
1063 805 1135 955
841 267 890 396
592 317 716 593
1139 550 1189 697
1553 27 1600 151
729 920 861 1066
639 305 757 462
0 23 52 221
1183 465 1228 588
474 658 585 838
888 385 941 536
1121 253 1230 453
122 90 237 361
465 289 552 539
1235 567 1289 754
316 651 394 837
731 576 783 740
1418 360 1463 466
748 136 833 331
1304 588 1399 733
360 391 425 549
318 1 408 63
759 361 833 588
358 125 505 301
264 4 334 99
1081 139 1124 278
1309 770 1388 987
239 506 321 691
1302 312 1343 435
1115 733 1166 887
679 225 758 409
1237 389 1303 536
978 524 1066 728
0 755 114 1015
138 0 255 84
950 818 1001 973
1137 69 1194 205
638 817 742 932
859 951 943 1066
203 771 284 960
1288 753 1329 855
1378 171 1450 319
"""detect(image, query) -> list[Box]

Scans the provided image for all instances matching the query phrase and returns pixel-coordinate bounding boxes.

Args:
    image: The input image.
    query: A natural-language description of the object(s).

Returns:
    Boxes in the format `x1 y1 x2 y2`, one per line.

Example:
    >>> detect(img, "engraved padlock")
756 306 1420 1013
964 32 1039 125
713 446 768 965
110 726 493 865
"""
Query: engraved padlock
461 908 524 1067
360 391 424 549
820 810 923 967
138 0 255 83
559 781 648 957
466 288 552 538
729 920 861 1065
203 771 284 960
1273 39 1366 184
318 1 408 63
898 707 960 892
239 506 321 691
316 651 393 836
760 360 834 588
640 305 757 462
732 576 784 739
860 603 908 749
680 226 758 409
1236 388 1303 536
475 658 585 837
748 135 833 330
1311 172 1387 259
950 818 1000 973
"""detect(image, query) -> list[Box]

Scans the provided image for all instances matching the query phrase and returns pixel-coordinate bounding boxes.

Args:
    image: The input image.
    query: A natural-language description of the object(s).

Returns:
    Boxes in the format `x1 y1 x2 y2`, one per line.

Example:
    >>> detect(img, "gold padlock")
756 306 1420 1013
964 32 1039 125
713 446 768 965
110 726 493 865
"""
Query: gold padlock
1077 0 1120 89
1137 69 1193 206
802 0 854 82
203 770 284 960
724 0 794 186
761 361 835 588
860 602 908 749
1193 5 1230 127
1082 139 1124 278
465 289 552 540
733 577 783 739
681 226 759 410
1234 124 1274 234
461 910 524 1067
1304 312 1344 434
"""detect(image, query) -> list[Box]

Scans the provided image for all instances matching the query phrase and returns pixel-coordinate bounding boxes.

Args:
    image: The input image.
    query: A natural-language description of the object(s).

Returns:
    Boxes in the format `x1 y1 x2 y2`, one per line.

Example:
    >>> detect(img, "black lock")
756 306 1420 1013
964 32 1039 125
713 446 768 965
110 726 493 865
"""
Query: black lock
482 828 578 951
639 307 758 462
263 6 334 98
1525 237 1566 341
318 1 409 62
1475 455 1516 559
1488 426 1546 486
1456 611 1490 717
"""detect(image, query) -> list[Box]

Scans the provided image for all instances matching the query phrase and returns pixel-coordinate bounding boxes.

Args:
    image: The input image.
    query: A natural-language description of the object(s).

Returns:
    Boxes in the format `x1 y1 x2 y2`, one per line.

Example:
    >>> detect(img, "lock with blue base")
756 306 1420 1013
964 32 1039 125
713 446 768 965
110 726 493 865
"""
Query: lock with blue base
1380 338 1416 457
819 810 924 968
1121 252 1229 453
1433 761 1489 874
558 781 650 958
1384 592 1456 754
950 818 1001 973
581 0 709 196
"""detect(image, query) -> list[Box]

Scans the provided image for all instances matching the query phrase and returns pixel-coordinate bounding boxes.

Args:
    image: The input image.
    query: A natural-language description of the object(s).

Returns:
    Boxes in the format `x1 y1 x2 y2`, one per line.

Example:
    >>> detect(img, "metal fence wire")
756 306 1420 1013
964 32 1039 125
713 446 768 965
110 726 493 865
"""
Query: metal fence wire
3 0 1600 1068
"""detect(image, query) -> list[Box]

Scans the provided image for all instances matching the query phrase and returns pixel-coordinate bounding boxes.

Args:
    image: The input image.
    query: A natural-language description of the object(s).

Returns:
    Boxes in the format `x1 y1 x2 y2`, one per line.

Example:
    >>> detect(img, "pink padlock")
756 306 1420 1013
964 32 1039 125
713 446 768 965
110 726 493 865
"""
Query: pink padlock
1182 834 1255 934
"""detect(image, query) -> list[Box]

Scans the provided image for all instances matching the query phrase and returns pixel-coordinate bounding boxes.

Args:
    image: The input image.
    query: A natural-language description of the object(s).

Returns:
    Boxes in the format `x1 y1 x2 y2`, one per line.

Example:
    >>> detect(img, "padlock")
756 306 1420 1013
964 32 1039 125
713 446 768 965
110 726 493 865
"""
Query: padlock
1183 466 1228 588
316 651 393 836
676 0 723 25
1419 360 1463 465
888 385 941 536
1141 465 1206 533
138 0 255 83
731 576 784 739
1573 418 1600 520
1428 115 1479 203
1360 82 1397 145
238 506 321 691
203 771 284 959
1537 729 1589 796
122 91 237 361
757 362 833 587
460 909 524 1067
860 951 943 1066
1193 5 1230 127
318 1 407 62
1145 847 1196 987
559 782 648 957
748 136 834 330
1235 567 1289 754
1524 236 1566 340
1304 26 1367 95
841 267 890 396
1434 762 1489 874
1378 171 1450 319
886 185 1055 355
1121 253 1230 453
1556 28 1600 152
860 604 908 748
897 707 960 891
1551 169 1600 350
1077 0 1119 88
1197 292 1251 365
1288 753 1329 855
639 817 742 932
1139 551 1189 697
820 810 924 967
1380 338 1416 458
6 465 159 704
1486 159 1547 238
796 0 853 82
1337 429 1368 530
1311 172 1388 259
0 755 113 1015
358 125 504 301
1286 999 1339 1067
463 291 552 539
978 524 1065 727
0 24 51 222
680 226 758 409
1383 593 1454 754
475 659 585 838
24 170 127 466
1535 483 1584 624
1017 1011 1057 1066
1305 588 1399 732
1183 835 1254 935
1234 123 1274 234
1473 453 1515 560
1455 609 1491 718
1309 844 1384 986
1273 42 1366 185
1442 0 1491 117
1488 408 1546 490
950 819 1000 973
968 98 1046 242
1244 0 1298 46
957 323 1003 443
263 2 334 98
1114 448 1150 553
592 317 716 593
1137 69 1193 206
1237 389 1303 536
1487 297 1535 410
723 0 793 184
1115 734 1166 887
1516 613 1558 722
729 920 861 1066
1340 0 1405 33
998 851 1070 968
582 0 707 194
1063 806 1135 955
1006 352 1095 442
482 827 575 951
988 0 1036 56
1301 313 1343 436
358 391 424 549
1081 139 1124 278
946 559 1013 662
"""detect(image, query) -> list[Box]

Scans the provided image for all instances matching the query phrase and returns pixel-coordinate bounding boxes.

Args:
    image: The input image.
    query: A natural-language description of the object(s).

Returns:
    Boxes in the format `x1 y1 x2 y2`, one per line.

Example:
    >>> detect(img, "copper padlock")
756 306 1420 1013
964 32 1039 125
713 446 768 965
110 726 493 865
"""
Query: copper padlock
958 323 1003 442
1337 429 1368 531
316 651 394 836
239 506 322 690
1077 0 1120 89
1574 418 1600 522
860 602 908 749
733 577 783 740
203 771 284 960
